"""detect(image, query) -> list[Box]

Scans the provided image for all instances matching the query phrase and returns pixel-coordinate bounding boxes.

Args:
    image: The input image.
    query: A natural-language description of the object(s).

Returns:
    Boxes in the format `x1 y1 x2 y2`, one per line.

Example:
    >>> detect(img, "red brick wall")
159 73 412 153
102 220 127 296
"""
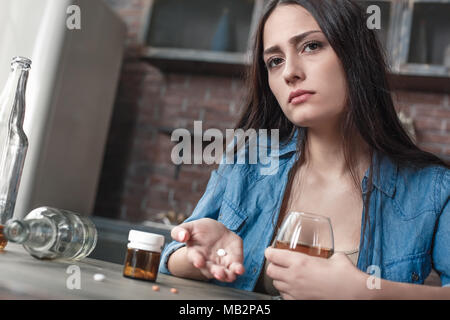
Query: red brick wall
94 0 450 223
393 92 450 157
93 57 245 222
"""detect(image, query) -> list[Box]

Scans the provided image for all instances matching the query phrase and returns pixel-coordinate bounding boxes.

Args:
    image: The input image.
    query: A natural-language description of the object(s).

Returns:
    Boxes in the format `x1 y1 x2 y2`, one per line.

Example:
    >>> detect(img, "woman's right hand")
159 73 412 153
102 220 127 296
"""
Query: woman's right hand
171 218 245 282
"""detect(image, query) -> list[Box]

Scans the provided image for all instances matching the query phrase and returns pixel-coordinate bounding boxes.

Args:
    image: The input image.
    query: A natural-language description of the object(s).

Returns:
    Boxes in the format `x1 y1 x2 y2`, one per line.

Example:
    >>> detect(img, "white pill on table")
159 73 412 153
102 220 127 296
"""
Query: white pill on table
93 273 105 281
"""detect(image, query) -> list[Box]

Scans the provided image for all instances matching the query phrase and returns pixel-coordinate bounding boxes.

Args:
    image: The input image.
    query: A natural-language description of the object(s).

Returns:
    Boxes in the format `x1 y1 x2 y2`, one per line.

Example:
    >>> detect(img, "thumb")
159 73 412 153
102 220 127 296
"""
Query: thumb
171 221 195 242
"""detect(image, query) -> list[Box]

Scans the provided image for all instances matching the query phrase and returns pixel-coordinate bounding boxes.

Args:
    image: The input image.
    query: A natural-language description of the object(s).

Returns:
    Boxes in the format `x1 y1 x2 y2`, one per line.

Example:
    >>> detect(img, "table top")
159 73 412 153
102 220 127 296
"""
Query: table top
0 243 271 300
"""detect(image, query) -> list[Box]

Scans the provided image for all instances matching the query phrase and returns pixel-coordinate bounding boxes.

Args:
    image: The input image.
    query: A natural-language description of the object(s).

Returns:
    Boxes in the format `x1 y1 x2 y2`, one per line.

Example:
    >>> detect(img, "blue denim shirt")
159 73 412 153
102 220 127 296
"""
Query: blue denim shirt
159 134 450 291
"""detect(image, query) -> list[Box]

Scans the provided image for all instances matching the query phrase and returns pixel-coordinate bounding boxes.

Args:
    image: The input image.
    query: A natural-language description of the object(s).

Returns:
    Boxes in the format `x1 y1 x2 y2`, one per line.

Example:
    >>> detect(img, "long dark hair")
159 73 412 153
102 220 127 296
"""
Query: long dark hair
233 0 449 257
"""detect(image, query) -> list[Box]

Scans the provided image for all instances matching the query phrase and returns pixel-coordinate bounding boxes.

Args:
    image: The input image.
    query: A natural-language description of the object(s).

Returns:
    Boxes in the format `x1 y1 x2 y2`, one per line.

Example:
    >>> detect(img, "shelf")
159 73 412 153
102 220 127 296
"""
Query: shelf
397 0 450 77
140 47 249 76
388 73 450 93
138 0 450 87
141 47 250 65
136 0 264 75
144 0 258 53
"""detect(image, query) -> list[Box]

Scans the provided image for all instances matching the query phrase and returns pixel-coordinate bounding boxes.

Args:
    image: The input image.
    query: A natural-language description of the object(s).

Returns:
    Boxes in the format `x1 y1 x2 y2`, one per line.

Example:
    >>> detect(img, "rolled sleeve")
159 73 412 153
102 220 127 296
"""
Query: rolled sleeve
158 163 231 275
432 168 450 287
158 241 186 275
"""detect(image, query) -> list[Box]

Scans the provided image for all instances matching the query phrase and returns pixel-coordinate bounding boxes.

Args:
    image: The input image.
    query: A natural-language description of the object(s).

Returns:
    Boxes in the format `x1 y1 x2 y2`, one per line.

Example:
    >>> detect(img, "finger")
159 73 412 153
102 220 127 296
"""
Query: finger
187 249 206 269
171 226 189 242
172 219 202 242
272 279 289 293
214 265 237 283
222 268 238 282
265 247 298 268
228 262 245 275
198 268 214 279
281 292 296 300
208 263 228 281
188 251 214 279
266 262 289 282
208 262 239 282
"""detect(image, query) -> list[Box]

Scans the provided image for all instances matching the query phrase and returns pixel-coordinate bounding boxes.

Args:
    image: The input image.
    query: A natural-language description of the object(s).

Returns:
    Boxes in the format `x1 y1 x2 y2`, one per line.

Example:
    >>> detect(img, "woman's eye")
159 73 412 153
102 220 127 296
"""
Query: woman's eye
303 41 322 53
267 57 284 69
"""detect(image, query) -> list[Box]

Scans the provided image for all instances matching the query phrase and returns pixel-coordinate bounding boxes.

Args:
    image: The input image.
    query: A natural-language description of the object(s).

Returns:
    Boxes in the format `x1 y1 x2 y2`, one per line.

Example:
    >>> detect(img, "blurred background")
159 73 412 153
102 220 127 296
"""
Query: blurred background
96 0 450 223
0 0 449 263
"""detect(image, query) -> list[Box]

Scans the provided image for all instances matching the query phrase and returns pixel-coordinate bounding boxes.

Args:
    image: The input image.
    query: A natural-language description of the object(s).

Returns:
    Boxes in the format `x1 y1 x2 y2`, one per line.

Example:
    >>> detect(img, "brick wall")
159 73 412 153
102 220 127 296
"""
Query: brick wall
393 92 450 157
94 0 450 223
93 58 245 223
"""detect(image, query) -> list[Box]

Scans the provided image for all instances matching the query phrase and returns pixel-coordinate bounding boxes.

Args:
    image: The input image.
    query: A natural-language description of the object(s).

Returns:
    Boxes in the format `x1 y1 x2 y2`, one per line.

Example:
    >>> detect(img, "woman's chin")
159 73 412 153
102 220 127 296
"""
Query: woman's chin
287 115 314 128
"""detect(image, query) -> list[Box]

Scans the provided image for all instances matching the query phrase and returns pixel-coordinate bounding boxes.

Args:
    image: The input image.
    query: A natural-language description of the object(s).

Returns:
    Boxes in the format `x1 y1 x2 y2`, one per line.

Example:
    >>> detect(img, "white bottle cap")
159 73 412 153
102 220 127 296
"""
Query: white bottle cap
127 230 165 252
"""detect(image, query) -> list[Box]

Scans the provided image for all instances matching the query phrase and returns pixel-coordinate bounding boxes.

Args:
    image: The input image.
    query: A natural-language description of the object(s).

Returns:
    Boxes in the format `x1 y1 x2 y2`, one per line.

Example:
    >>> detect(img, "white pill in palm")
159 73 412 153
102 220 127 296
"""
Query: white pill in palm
216 248 227 257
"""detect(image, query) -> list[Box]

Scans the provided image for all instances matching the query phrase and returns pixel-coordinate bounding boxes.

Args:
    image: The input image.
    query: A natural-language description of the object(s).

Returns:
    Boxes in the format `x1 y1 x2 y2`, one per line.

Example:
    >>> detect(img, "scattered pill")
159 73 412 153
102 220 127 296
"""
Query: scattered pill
93 273 105 281
152 285 160 291
170 288 178 294
216 248 227 257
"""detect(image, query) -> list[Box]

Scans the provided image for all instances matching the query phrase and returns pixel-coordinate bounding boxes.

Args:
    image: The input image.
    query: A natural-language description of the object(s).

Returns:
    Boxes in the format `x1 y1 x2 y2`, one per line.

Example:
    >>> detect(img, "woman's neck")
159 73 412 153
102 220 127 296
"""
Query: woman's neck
304 127 370 182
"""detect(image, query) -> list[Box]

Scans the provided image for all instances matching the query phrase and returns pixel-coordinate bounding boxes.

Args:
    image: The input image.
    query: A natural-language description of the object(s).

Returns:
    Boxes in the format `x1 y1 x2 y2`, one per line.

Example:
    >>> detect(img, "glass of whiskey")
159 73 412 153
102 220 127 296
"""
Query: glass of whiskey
274 211 334 258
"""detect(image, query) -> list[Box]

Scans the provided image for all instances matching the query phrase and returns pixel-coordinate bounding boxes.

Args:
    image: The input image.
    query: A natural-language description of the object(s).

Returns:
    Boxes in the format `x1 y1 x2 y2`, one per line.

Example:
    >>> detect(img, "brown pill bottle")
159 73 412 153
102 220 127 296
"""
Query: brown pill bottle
123 230 165 282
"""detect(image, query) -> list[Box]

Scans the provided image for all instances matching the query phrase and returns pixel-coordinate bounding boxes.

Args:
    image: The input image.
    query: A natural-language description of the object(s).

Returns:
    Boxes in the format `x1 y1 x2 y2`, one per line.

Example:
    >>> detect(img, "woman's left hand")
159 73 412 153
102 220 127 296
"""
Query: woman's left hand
264 247 367 300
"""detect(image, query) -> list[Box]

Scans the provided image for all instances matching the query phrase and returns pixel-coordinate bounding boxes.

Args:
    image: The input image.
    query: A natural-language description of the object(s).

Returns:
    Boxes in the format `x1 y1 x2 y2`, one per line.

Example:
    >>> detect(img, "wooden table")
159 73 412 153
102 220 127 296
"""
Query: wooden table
0 243 271 300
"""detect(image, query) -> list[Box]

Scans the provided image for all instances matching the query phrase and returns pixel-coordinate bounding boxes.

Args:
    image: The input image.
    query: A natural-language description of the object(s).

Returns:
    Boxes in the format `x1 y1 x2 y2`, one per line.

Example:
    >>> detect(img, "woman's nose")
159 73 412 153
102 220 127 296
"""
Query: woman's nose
282 57 305 85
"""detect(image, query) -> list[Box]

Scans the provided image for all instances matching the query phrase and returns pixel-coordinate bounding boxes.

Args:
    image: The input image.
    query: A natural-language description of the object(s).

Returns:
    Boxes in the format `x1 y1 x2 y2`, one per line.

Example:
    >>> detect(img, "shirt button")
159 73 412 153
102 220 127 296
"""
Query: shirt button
253 267 257 274
411 272 419 282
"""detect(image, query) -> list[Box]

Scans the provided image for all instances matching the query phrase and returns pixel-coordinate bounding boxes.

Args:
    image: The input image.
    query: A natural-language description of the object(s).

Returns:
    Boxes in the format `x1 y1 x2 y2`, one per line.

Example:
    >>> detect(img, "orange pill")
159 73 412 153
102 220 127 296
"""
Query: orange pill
170 288 178 294
152 285 160 291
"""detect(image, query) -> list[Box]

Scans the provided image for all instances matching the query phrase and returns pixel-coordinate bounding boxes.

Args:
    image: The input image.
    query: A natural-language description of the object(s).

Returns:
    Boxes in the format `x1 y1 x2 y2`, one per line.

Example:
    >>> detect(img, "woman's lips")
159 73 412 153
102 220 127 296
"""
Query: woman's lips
290 93 314 105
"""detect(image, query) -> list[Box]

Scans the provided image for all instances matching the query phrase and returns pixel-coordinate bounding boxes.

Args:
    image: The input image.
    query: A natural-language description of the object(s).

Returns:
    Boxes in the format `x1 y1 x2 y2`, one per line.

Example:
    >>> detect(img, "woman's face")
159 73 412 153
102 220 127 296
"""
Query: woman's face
263 4 348 129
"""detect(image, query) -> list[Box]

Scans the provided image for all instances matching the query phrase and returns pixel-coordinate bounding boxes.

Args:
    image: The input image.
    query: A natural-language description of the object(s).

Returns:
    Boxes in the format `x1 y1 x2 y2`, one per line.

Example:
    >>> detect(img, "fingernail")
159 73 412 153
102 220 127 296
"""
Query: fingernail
178 230 186 241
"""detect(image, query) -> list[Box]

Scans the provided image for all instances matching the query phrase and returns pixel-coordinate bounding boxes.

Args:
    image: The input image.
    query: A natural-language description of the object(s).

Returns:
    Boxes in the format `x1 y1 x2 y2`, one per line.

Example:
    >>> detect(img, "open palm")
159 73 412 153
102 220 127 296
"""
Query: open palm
171 218 245 282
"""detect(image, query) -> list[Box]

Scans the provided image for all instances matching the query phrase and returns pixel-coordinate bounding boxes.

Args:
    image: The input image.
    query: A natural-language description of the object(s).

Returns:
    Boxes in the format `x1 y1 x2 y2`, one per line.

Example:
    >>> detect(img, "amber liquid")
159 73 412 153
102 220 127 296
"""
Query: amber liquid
123 248 161 282
275 240 333 258
0 225 8 250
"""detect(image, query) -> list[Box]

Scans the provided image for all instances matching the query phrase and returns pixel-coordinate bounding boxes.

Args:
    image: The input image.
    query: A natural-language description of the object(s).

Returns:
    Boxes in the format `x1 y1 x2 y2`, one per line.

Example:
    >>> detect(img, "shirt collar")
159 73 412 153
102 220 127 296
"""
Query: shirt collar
269 129 299 157
276 131 398 197
267 129 398 197
363 151 398 198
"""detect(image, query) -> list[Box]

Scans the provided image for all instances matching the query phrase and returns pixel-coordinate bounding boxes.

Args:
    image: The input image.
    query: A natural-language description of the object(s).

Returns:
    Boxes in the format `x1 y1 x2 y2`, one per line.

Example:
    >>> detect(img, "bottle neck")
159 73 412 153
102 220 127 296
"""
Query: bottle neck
4 218 53 247
4 220 30 244
0 60 30 129
9 65 29 130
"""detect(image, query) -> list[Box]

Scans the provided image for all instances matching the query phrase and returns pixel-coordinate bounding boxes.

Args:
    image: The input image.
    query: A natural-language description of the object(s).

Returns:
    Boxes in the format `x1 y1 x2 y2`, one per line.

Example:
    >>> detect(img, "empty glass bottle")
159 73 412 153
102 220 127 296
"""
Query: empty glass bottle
0 57 31 229
3 207 98 260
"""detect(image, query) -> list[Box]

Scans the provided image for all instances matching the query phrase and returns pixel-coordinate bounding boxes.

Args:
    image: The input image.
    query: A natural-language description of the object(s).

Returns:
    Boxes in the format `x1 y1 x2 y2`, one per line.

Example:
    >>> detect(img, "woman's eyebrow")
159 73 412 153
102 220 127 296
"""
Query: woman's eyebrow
263 30 322 57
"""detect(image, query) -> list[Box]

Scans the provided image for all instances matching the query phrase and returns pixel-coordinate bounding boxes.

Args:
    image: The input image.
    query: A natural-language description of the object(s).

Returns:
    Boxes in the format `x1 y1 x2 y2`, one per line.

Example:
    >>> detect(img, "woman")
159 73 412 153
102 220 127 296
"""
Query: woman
158 0 450 299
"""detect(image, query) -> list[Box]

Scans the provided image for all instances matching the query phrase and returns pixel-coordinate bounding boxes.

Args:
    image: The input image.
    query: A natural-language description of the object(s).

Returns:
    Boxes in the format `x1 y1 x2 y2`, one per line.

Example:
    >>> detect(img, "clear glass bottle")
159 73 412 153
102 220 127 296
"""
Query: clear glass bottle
0 57 31 236
3 207 98 260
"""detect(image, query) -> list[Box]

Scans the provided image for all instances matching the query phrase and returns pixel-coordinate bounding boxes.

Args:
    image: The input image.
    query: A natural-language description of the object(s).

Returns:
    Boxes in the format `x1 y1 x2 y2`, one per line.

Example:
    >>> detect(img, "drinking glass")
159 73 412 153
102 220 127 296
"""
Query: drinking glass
274 211 334 258
269 211 335 300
